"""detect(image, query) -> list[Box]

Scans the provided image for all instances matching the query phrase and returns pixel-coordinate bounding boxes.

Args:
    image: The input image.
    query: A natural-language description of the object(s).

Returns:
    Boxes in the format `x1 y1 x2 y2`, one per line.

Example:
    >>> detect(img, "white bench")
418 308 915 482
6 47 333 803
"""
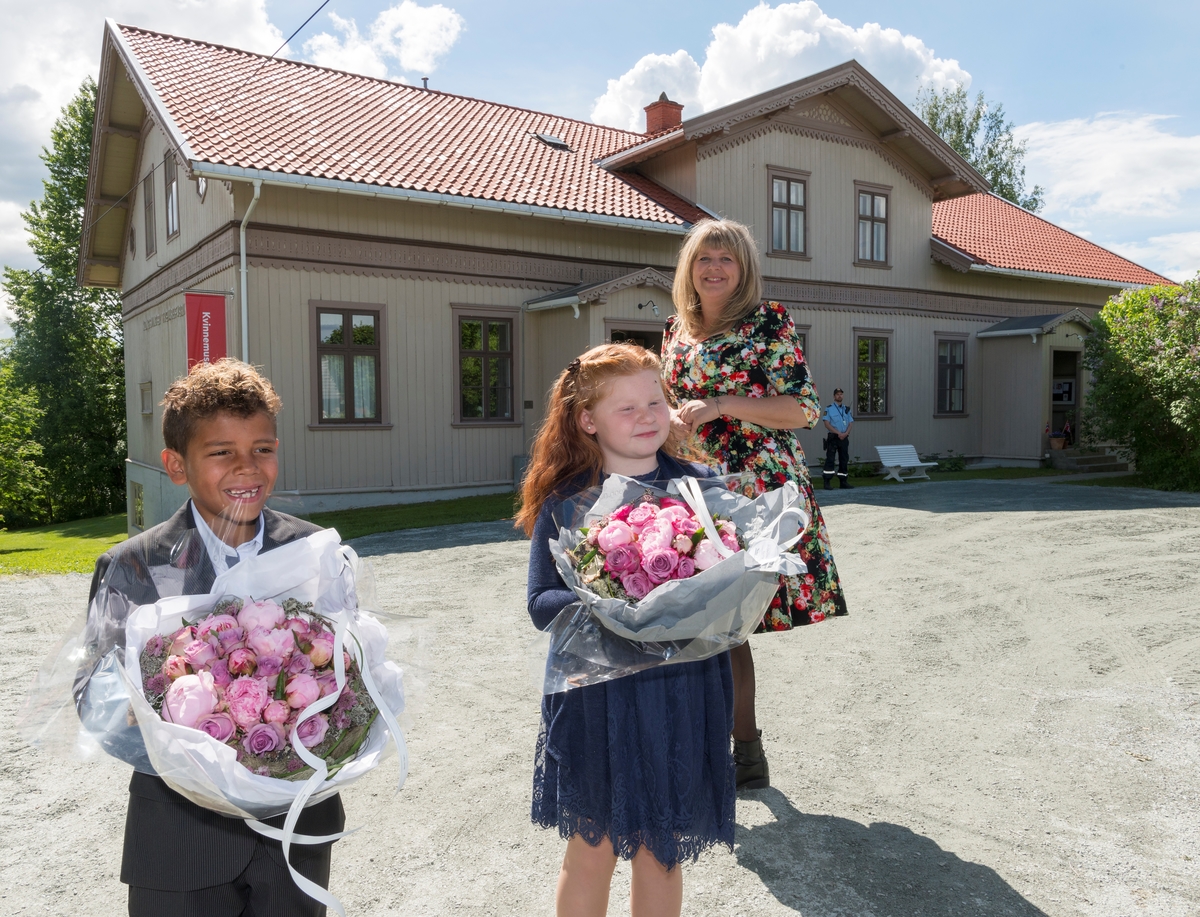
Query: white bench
875 445 938 482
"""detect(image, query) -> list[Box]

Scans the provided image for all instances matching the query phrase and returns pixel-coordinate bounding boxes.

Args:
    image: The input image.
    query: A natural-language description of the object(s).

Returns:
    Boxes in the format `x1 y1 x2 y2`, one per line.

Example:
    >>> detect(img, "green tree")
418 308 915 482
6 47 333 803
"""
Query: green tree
2 77 126 523
0 347 48 527
916 85 1045 213
1083 277 1200 491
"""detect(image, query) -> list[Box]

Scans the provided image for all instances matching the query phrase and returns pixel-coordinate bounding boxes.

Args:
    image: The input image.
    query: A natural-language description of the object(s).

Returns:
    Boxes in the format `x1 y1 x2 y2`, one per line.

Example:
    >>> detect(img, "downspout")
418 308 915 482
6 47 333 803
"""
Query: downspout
239 179 262 362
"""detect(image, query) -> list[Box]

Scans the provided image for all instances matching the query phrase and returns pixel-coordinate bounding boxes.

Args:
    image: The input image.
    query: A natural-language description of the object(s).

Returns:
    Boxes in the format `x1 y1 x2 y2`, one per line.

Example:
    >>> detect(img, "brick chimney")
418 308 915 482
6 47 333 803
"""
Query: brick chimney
644 92 684 135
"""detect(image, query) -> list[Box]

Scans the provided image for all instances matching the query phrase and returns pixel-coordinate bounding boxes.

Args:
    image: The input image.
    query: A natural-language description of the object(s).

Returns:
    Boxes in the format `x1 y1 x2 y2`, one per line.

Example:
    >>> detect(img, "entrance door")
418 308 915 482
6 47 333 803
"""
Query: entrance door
1051 350 1079 444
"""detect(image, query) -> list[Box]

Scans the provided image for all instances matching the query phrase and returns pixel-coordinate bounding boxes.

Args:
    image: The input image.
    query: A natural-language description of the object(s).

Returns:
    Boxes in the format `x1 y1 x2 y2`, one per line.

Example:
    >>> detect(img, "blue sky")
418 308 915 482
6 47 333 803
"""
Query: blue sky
2 1 1198 334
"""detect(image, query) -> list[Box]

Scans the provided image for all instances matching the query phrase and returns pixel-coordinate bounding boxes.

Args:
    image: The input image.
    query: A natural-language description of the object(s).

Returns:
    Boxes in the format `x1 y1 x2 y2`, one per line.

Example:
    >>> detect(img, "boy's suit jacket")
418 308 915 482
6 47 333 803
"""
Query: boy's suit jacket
88 503 346 892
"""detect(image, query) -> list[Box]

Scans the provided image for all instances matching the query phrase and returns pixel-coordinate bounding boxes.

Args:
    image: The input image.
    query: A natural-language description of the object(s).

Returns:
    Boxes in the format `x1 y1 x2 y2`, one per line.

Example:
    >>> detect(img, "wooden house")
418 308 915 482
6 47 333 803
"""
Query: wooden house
77 21 1171 532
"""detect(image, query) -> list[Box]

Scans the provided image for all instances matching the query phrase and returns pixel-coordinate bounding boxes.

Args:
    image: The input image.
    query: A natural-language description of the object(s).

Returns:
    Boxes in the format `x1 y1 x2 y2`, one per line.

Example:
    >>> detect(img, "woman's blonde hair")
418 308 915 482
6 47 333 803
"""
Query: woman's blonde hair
671 219 763 340
515 344 689 536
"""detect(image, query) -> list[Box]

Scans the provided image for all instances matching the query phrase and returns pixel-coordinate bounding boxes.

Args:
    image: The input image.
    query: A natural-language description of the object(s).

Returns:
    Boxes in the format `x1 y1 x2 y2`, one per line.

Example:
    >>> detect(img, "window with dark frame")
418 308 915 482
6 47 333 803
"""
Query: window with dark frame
856 336 889 415
937 340 966 414
796 331 807 355
142 173 156 257
857 190 888 263
458 316 514 422
316 309 381 423
164 153 179 238
770 175 806 255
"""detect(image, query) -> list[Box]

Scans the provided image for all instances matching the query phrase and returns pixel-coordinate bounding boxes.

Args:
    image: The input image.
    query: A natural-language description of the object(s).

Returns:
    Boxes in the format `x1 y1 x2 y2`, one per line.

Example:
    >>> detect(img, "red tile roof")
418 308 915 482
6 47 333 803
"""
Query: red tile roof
116 25 707 227
933 193 1172 286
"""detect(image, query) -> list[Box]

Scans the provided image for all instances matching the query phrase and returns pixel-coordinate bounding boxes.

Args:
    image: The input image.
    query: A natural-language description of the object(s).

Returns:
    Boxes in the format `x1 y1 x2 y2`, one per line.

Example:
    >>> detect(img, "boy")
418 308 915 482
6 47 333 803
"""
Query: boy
84 359 343 916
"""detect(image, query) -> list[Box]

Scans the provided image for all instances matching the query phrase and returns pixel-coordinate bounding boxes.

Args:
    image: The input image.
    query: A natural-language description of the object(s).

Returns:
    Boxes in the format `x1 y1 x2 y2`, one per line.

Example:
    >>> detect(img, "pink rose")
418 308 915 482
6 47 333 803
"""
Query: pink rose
217 627 245 650
603 543 641 575
247 626 295 661
671 533 694 554
227 647 257 677
209 658 232 687
638 521 675 553
641 548 679 584
162 671 219 728
672 516 701 537
161 655 189 680
611 504 634 522
659 496 686 509
619 569 653 600
255 655 283 678
182 639 217 669
625 503 658 530
657 505 690 525
285 673 321 710
720 532 741 553
263 699 291 725
283 618 311 640
718 520 737 538
295 714 330 748
307 631 335 668
316 672 340 697
596 520 634 552
288 653 315 676
585 526 601 547
244 722 286 756
237 599 285 633
197 613 240 641
194 712 236 742
167 627 195 656
692 539 723 571
676 556 696 579
225 676 270 729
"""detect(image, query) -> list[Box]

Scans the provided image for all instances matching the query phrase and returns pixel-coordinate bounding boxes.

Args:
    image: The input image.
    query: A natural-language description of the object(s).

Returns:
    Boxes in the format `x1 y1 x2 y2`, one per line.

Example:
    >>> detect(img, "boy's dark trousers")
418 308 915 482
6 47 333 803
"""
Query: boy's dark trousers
87 504 345 917
823 435 851 488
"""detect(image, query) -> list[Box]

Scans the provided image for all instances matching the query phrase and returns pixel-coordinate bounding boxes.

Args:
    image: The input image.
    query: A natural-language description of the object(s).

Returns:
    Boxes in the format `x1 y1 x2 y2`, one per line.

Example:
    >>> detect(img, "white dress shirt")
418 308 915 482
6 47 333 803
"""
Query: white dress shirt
189 500 265 572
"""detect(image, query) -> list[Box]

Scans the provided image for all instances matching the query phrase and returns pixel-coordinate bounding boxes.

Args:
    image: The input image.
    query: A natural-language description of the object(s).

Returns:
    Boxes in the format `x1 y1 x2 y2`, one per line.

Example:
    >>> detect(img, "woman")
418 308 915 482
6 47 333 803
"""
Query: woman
660 218 848 790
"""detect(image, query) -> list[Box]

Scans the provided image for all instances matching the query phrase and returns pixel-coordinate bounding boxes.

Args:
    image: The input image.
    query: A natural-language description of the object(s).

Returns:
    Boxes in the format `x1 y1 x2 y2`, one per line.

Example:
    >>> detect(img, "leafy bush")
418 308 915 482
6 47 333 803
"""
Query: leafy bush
0 353 49 527
1083 277 1200 491
847 456 877 478
920 449 968 472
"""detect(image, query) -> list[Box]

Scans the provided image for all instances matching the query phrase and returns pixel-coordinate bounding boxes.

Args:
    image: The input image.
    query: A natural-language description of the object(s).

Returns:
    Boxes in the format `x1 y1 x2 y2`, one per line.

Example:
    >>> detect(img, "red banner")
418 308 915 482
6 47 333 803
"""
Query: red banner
186 293 228 370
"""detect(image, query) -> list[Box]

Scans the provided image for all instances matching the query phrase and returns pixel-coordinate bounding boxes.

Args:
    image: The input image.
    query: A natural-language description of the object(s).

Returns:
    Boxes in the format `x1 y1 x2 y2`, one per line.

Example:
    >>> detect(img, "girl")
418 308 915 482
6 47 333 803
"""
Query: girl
517 344 735 917
661 218 849 790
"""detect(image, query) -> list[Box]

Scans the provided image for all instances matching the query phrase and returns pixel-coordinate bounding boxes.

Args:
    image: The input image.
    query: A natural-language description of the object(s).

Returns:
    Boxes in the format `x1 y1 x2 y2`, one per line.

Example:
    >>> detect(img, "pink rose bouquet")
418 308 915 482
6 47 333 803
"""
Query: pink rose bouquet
566 494 744 603
139 596 379 781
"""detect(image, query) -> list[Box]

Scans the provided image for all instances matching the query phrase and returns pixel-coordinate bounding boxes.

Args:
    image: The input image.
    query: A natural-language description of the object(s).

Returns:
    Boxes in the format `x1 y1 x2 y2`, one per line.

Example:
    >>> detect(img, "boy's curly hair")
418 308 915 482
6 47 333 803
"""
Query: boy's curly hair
161 359 282 454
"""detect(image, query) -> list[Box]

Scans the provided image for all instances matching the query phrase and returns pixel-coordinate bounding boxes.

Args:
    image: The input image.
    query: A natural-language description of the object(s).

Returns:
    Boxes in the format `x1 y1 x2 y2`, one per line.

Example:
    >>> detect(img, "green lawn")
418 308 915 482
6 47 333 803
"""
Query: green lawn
834 466 1072 488
0 513 128 576
309 491 518 540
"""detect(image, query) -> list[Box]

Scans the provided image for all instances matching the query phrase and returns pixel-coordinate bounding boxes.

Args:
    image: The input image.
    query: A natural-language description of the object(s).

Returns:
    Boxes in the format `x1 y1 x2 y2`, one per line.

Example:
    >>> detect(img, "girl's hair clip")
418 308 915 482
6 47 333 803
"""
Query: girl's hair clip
566 358 582 375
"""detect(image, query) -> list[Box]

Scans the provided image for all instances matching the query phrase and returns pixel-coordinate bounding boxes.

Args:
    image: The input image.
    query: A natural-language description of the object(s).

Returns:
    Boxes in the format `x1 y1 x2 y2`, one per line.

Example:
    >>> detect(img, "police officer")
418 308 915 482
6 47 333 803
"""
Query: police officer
822 388 854 490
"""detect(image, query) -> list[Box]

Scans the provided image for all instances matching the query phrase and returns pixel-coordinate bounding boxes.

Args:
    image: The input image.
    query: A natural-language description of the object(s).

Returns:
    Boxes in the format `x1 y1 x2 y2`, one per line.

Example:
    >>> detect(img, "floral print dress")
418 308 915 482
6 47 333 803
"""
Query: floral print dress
662 301 849 630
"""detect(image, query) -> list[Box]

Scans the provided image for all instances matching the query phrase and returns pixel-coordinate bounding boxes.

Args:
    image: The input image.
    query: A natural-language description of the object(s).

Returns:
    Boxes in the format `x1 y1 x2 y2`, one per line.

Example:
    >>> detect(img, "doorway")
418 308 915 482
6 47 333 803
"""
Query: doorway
1051 350 1079 445
608 324 664 355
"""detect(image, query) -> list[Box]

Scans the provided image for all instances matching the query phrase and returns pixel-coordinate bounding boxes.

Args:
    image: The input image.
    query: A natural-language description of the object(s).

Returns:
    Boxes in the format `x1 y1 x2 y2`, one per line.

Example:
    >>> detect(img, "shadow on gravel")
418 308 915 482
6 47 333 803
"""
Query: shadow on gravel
349 520 526 557
814 478 1200 514
736 788 1047 916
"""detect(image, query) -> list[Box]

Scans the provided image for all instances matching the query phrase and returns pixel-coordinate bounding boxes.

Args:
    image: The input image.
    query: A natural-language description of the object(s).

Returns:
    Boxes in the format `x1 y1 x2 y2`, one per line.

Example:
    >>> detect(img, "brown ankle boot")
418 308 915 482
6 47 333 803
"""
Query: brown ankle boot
733 730 769 790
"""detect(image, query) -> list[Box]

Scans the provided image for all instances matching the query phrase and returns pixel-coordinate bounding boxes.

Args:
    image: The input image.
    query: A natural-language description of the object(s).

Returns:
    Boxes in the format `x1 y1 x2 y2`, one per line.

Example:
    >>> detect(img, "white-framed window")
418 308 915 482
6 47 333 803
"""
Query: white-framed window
164 153 179 239
142 172 156 257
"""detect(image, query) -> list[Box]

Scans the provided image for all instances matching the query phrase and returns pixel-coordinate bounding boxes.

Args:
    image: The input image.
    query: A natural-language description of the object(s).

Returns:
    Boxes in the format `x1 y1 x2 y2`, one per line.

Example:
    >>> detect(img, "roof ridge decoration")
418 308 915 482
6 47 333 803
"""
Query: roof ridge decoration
524 266 675 316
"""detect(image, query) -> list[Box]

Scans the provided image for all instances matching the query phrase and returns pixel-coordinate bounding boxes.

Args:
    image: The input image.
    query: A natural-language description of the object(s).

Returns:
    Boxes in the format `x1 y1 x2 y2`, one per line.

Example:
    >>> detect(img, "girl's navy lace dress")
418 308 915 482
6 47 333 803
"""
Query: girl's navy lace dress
527 453 736 868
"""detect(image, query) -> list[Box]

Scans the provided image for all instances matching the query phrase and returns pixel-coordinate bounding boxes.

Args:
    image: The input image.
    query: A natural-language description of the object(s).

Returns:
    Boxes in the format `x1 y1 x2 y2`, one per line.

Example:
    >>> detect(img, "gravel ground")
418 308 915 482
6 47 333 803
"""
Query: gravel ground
3 479 1199 916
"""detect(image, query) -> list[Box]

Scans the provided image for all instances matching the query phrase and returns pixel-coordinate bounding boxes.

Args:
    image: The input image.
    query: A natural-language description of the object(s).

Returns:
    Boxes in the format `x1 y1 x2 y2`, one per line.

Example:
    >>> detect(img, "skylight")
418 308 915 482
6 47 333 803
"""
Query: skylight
533 132 572 152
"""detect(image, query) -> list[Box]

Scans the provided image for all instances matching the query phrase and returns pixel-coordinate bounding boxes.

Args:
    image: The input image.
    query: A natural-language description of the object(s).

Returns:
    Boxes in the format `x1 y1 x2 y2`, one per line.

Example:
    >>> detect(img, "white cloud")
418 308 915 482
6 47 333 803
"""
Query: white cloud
0 0 282 276
1016 113 1200 283
303 2 464 79
591 1 970 131
1110 232 1200 285
1019 113 1200 220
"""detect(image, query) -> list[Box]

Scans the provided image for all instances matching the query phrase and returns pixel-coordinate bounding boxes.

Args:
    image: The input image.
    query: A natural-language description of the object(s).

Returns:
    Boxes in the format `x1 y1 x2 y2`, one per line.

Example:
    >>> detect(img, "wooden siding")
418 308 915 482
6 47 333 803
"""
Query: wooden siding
693 127 1112 309
249 265 533 500
246 184 683 267
637 141 699 202
787 305 990 464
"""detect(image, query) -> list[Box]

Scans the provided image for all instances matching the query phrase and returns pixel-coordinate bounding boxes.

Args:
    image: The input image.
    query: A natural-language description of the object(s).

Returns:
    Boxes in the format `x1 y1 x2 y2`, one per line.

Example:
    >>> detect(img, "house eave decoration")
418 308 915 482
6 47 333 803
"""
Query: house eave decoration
977 309 1095 343
524 267 675 318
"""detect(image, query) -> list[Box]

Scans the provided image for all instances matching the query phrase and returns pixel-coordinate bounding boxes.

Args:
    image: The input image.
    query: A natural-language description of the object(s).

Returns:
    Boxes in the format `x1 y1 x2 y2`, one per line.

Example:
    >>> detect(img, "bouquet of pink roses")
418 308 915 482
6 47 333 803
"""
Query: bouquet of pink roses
140 596 379 782
566 494 744 602
541 473 811 692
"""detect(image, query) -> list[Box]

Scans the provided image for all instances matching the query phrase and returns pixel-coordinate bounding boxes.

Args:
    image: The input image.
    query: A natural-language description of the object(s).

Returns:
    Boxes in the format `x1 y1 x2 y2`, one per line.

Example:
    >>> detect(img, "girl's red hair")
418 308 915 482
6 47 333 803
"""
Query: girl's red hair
516 343 690 536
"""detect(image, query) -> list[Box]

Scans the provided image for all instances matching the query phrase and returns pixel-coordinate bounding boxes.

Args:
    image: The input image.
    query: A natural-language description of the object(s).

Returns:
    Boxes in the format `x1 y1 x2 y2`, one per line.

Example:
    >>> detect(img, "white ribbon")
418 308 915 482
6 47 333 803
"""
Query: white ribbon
243 608 407 917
